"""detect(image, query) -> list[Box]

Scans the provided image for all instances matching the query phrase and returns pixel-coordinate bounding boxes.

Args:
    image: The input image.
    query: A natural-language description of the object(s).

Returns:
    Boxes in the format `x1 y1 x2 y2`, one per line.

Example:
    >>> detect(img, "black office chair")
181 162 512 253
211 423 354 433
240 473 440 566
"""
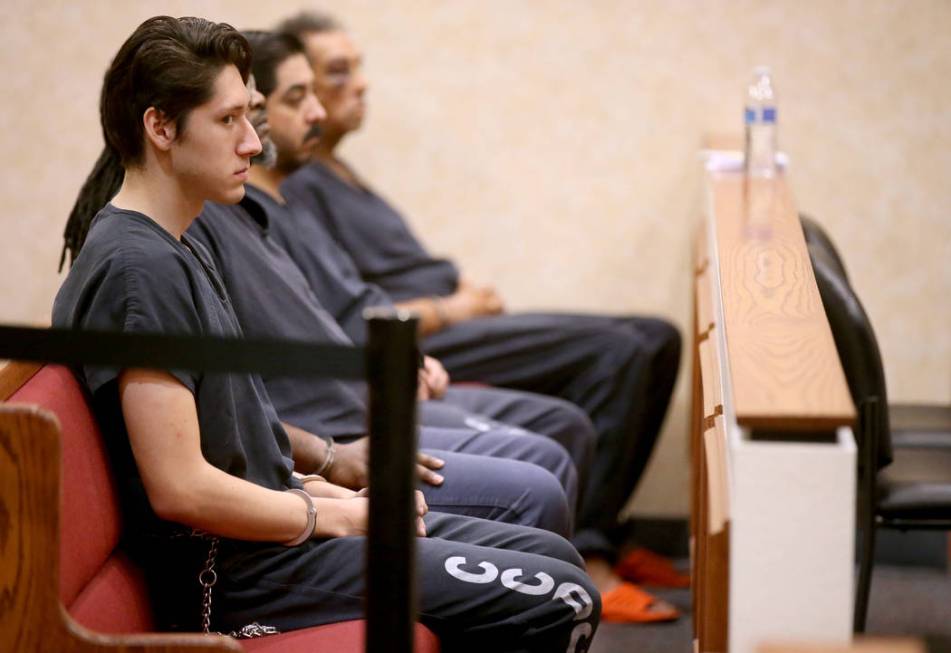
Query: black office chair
800 214 951 445
888 403 951 449
800 214 850 283
809 244 951 633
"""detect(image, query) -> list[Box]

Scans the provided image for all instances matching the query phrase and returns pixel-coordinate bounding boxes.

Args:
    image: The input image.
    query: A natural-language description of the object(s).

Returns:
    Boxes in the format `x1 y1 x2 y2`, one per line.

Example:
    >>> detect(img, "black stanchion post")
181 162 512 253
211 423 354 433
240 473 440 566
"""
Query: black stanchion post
364 309 420 653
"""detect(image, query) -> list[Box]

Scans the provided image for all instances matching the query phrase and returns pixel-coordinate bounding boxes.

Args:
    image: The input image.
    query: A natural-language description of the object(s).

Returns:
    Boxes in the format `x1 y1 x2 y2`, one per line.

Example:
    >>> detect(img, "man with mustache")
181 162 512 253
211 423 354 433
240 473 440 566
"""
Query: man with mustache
275 11 683 622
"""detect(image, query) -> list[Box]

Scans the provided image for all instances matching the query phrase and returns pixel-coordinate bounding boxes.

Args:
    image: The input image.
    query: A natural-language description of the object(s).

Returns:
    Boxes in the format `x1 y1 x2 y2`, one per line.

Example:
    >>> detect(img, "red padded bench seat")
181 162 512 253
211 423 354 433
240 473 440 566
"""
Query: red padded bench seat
3 363 438 652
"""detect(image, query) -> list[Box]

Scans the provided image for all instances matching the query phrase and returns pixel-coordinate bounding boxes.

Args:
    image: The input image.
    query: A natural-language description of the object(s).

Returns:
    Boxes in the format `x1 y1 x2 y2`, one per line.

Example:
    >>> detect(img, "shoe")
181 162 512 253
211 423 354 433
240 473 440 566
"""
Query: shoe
614 547 690 588
600 582 680 623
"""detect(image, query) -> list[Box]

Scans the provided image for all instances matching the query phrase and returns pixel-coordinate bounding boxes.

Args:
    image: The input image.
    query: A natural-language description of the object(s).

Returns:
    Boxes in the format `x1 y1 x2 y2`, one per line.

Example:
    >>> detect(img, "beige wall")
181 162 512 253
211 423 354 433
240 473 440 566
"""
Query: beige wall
2 0 948 517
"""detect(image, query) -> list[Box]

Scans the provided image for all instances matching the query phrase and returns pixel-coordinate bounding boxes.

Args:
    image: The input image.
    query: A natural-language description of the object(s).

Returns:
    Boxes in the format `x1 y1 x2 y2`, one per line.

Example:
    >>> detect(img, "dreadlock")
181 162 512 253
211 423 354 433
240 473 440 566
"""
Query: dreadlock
59 146 124 271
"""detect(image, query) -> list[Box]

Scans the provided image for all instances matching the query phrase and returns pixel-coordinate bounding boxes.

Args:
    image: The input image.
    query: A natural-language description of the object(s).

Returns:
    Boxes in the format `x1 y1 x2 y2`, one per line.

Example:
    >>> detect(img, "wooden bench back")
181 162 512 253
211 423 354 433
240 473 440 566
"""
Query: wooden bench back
8 363 158 632
0 361 240 651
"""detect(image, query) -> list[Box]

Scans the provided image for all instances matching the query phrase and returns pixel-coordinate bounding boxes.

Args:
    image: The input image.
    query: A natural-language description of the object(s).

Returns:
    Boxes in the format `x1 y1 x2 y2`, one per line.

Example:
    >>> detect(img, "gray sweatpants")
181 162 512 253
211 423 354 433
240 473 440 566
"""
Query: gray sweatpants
212 512 601 652
419 438 572 537
424 385 597 492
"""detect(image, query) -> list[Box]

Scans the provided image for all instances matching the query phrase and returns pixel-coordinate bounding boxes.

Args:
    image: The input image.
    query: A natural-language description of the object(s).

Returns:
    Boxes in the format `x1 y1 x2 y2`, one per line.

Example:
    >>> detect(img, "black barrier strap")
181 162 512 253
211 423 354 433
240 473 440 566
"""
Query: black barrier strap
0 325 364 378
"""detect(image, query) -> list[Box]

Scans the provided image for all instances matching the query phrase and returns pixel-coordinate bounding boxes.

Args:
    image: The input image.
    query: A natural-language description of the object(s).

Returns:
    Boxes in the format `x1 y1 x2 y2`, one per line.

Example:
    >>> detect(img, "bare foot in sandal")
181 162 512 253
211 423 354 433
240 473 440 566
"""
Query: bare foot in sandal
586 556 679 623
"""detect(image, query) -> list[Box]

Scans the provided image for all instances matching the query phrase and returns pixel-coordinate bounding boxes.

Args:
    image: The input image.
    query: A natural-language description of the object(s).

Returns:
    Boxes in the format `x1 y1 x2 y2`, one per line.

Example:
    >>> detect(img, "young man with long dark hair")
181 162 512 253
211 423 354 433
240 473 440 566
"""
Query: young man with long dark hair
54 16 600 649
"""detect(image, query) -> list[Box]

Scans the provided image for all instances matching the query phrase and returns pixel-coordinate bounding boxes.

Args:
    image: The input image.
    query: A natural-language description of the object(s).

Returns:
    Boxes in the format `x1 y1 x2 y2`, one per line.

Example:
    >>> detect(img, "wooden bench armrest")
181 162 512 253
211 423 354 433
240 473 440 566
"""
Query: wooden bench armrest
0 405 241 652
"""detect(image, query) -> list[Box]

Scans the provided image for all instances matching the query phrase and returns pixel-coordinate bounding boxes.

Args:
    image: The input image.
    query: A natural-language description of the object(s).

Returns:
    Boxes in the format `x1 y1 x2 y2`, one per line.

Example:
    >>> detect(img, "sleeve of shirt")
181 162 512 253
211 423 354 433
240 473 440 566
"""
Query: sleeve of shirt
269 205 395 344
78 245 204 396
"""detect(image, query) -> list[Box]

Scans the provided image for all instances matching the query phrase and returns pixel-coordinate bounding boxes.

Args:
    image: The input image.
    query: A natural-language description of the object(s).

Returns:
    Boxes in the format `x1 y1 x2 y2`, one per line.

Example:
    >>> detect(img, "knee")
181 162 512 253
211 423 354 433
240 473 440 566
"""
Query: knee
513 432 578 490
518 464 573 538
554 401 598 454
655 319 682 365
530 433 577 475
526 527 586 570
602 328 648 373
636 317 681 366
619 318 682 388
618 316 682 358
646 320 682 395
533 436 579 501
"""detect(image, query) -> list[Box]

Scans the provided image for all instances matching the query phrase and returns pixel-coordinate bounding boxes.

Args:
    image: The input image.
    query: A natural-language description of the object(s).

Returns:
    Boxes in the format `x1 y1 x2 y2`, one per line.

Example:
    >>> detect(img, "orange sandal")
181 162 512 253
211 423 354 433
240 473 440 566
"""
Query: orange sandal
614 547 690 588
600 582 680 623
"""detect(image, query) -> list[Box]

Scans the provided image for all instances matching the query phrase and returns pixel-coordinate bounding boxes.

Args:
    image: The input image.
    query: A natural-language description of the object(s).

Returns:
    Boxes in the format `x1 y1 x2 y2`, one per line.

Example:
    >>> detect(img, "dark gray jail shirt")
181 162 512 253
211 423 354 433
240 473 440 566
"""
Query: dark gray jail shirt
282 161 459 302
189 192 367 439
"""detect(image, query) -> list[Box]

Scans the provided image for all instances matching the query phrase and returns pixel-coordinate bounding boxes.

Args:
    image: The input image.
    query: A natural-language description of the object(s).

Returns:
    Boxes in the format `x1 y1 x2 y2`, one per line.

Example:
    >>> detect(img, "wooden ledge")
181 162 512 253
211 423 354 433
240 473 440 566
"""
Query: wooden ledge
707 173 855 431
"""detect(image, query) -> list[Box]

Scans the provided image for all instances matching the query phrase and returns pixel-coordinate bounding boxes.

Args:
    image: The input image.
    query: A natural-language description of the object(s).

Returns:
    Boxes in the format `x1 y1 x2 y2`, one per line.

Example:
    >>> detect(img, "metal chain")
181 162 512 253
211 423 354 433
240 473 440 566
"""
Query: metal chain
198 536 220 634
229 623 281 639
196 533 280 639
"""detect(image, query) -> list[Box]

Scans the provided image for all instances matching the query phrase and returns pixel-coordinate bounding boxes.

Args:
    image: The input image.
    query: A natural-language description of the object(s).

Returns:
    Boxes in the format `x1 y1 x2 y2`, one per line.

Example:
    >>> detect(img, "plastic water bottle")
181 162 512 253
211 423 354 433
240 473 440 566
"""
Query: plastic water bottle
744 66 777 178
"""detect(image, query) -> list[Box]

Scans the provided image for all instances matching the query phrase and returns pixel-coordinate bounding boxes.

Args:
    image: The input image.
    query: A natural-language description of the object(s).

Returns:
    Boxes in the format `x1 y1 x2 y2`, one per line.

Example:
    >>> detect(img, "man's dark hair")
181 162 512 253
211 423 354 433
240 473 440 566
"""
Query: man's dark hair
61 16 251 269
275 10 342 41
242 30 306 98
103 16 251 167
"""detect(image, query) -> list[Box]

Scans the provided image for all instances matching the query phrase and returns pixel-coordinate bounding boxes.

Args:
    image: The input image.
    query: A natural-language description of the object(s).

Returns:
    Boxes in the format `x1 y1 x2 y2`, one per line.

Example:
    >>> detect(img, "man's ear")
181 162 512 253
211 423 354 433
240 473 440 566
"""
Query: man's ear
142 106 177 152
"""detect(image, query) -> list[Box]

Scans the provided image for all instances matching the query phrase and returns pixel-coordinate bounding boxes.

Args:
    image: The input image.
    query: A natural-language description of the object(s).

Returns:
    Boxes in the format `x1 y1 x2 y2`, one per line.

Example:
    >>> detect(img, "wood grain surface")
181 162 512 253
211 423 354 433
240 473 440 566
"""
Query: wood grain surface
0 404 241 651
0 360 41 401
710 173 855 431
